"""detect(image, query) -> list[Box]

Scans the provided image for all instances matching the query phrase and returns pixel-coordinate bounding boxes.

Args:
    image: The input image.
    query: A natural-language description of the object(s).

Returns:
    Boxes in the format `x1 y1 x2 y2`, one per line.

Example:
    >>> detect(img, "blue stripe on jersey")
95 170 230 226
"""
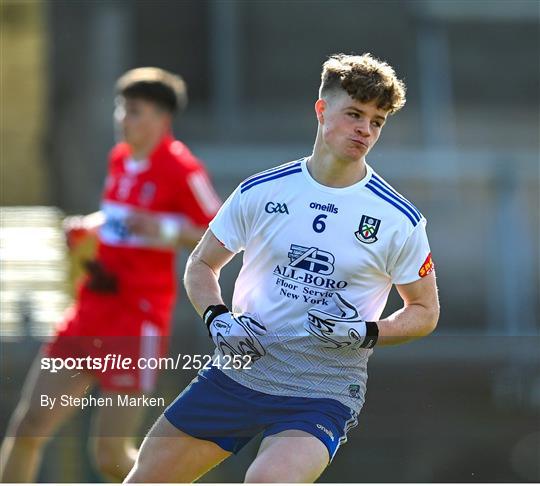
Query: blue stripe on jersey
240 166 303 193
240 161 302 189
365 182 420 226
367 179 421 224
371 174 421 220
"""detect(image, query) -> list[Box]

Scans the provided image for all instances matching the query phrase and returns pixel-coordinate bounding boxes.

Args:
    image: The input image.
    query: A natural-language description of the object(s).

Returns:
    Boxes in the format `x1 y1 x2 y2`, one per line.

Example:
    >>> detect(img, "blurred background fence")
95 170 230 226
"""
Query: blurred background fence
1 0 539 482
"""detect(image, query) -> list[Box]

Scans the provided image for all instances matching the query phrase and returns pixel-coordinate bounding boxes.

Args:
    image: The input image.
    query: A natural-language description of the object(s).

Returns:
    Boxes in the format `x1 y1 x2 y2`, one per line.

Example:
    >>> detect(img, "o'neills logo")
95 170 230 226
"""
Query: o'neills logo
418 252 434 277
316 424 335 441
310 202 339 214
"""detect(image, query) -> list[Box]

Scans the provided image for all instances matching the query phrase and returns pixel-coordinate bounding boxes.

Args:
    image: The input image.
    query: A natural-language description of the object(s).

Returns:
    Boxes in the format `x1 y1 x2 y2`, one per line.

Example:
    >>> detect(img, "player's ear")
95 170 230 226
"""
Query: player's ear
315 99 326 124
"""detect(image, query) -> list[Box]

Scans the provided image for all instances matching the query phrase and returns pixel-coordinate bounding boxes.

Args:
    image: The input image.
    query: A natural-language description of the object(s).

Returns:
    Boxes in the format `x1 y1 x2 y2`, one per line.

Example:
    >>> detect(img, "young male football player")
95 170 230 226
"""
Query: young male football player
0 68 221 482
125 53 439 483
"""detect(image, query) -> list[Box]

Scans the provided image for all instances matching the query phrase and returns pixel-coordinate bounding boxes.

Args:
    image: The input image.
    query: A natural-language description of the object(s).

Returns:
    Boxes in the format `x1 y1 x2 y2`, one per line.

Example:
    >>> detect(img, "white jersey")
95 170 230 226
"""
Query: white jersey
209 157 432 411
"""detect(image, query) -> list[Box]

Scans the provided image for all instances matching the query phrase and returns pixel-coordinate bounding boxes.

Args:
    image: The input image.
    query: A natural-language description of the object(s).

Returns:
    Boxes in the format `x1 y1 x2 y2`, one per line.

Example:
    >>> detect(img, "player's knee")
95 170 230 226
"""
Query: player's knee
90 438 129 480
93 451 123 480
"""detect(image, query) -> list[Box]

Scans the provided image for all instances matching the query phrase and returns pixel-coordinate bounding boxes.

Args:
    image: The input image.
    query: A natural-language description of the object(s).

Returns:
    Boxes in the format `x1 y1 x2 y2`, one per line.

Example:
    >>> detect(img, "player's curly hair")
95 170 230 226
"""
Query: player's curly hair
320 53 406 114
116 67 187 114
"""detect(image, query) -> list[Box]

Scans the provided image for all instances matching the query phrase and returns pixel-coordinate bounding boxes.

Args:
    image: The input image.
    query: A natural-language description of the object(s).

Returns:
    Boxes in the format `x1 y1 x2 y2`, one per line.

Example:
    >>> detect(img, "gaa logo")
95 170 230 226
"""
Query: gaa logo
355 215 381 244
265 202 289 214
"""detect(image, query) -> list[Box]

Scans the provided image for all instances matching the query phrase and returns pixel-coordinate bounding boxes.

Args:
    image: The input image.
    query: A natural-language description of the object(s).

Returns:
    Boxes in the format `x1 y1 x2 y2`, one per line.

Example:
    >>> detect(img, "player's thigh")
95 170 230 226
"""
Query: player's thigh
91 391 146 437
245 429 329 483
89 391 146 453
125 414 231 483
7 353 96 436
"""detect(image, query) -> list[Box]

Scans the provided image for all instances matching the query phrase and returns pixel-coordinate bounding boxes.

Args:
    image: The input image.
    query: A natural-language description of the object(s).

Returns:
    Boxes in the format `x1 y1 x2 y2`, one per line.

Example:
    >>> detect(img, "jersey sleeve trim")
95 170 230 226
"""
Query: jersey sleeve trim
392 274 423 286
388 218 430 284
208 222 240 254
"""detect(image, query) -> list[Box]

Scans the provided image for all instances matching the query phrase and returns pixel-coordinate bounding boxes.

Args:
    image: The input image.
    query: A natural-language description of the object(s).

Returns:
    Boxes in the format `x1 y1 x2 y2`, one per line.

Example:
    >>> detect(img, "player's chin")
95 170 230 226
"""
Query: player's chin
123 134 137 146
341 147 367 163
123 130 141 146
345 141 369 156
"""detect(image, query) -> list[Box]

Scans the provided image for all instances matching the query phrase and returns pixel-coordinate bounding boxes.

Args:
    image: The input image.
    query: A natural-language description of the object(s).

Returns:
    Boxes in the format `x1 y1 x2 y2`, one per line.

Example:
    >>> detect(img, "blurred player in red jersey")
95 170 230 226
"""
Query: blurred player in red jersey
0 68 221 482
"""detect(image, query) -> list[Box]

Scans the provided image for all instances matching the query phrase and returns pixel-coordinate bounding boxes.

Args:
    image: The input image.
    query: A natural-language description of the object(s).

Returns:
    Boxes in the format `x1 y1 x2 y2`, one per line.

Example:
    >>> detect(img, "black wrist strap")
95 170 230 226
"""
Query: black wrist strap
203 304 229 336
360 321 379 349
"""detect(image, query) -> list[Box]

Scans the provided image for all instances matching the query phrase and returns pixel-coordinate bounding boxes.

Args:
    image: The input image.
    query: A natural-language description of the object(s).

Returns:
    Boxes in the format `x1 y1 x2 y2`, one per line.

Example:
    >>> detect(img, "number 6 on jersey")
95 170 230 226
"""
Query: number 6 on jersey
312 214 327 233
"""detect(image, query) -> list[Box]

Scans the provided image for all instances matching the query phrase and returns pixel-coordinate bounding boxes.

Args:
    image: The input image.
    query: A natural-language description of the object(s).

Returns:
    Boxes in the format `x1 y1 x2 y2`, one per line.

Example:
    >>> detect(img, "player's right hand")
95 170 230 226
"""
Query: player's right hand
304 292 378 350
204 306 267 363
83 259 119 293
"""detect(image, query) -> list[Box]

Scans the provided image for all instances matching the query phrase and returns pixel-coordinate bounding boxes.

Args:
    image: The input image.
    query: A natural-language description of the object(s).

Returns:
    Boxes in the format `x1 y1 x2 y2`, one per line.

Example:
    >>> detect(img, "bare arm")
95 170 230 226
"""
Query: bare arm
183 229 237 317
376 272 440 346
176 223 207 249
125 210 208 250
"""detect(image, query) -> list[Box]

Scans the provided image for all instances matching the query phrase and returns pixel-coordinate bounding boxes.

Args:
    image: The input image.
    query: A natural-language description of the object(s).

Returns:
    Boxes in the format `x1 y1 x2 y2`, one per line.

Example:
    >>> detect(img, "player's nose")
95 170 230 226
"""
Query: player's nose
354 121 370 137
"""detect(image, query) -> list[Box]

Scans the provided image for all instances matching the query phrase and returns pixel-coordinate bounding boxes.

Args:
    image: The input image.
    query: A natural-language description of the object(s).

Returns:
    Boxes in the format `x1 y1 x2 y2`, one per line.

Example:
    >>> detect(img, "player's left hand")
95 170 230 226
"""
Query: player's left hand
206 309 267 363
304 293 378 350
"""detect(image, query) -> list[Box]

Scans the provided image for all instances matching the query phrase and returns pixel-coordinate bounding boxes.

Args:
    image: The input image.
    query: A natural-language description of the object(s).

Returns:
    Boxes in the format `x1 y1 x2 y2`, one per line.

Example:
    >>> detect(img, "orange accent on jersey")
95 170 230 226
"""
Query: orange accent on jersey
418 252 434 277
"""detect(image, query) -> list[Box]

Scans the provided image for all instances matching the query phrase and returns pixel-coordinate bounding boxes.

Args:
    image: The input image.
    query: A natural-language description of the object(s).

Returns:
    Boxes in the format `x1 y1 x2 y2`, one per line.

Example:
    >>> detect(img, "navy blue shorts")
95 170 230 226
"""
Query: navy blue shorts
164 366 358 461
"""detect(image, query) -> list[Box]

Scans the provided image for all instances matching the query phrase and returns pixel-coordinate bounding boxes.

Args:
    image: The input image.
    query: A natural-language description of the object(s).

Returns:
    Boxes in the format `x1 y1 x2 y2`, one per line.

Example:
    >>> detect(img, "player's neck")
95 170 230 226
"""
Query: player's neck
130 143 158 160
308 150 367 188
129 131 168 160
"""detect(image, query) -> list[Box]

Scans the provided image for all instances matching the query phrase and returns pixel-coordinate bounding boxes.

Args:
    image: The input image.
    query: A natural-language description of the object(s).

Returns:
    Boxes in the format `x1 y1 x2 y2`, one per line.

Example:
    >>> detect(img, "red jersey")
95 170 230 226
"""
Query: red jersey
96 134 221 296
